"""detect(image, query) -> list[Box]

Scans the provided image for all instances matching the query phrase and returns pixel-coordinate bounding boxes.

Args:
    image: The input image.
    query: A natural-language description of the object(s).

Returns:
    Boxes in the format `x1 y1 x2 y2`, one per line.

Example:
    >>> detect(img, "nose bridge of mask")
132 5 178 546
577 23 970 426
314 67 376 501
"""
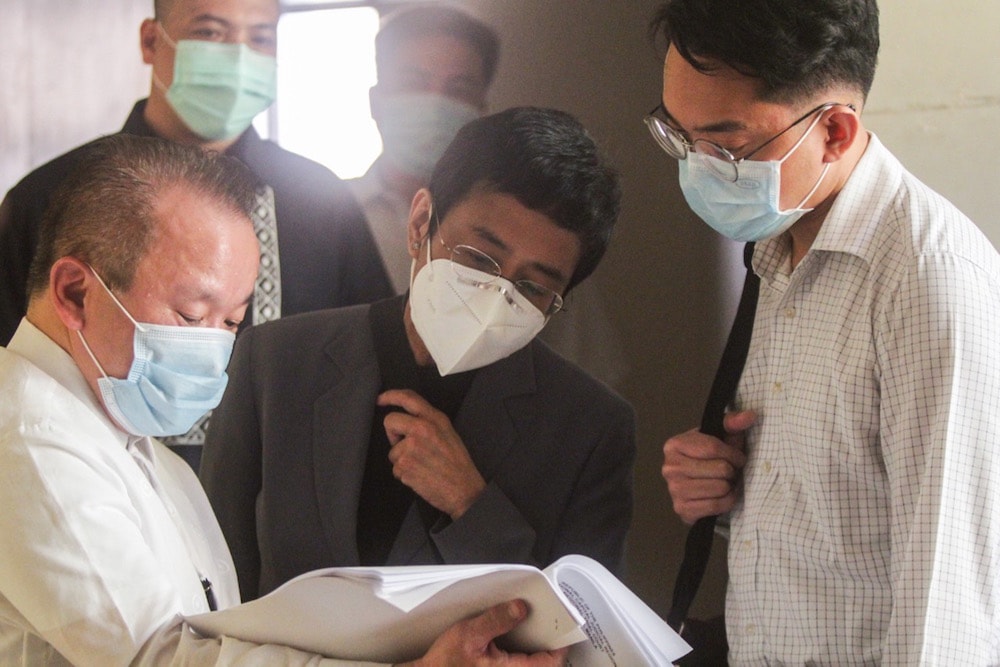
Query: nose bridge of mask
418 207 531 318
132 325 235 377
173 41 253 84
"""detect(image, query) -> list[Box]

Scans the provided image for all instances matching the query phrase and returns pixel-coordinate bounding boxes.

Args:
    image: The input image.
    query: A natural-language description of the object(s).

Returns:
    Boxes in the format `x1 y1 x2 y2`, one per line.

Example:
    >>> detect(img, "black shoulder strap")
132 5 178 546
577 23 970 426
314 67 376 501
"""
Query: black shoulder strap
667 242 760 632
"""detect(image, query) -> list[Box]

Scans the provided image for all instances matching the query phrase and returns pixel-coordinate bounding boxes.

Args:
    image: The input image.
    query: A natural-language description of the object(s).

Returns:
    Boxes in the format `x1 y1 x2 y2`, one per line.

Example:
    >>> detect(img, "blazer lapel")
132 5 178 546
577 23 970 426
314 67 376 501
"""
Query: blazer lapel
454 342 538 481
385 343 539 565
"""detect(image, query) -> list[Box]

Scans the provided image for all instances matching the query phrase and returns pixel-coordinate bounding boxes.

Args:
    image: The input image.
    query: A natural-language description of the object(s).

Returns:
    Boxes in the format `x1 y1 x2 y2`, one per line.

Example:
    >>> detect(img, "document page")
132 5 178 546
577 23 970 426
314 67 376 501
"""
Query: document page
186 565 585 663
549 556 692 666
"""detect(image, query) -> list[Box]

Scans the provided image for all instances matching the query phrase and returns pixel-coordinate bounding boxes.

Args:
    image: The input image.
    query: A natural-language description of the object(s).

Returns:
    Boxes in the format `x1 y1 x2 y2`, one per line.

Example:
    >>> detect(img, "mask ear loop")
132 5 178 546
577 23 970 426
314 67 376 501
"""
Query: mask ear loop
86 265 147 333
76 329 111 380
424 200 439 277
409 200 437 290
156 22 179 50
789 163 831 212
776 110 832 213
76 265 142 381
150 23 179 94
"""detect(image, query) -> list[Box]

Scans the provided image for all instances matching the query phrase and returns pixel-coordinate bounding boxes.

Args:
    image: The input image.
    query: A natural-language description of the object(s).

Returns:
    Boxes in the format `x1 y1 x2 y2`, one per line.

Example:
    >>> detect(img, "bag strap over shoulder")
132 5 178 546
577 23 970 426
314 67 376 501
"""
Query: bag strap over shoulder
667 242 759 633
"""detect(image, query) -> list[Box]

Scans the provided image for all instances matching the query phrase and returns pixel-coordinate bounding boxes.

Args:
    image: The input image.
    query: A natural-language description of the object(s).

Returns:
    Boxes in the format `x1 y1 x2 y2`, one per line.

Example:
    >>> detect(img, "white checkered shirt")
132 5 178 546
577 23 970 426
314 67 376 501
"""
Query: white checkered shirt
727 135 1000 665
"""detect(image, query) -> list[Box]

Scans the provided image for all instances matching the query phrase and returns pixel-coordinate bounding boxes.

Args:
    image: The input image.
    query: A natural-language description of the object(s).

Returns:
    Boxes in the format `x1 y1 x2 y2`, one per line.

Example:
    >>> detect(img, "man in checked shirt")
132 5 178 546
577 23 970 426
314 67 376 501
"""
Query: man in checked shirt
651 0 1000 664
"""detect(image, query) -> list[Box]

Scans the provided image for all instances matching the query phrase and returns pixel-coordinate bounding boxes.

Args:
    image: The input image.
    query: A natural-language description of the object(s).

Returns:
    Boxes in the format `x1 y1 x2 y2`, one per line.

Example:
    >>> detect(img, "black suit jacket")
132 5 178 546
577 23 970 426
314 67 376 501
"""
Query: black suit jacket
0 99 392 344
201 301 636 601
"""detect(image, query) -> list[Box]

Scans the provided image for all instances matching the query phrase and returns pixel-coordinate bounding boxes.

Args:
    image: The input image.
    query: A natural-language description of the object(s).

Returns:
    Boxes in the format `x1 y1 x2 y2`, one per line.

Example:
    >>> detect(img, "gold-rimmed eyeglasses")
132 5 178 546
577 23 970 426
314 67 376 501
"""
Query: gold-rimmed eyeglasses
433 218 565 318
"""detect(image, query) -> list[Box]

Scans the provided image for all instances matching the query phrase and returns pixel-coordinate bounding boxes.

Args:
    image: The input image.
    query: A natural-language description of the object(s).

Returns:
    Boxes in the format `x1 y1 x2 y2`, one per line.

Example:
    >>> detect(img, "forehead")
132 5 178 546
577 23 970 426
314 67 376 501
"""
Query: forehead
383 33 486 81
164 0 279 25
133 185 257 294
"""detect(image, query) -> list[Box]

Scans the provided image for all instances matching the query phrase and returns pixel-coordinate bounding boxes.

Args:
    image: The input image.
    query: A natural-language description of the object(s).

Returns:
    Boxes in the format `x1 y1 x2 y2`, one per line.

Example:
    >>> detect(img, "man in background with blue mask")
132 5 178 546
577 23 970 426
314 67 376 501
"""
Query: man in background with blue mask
201 107 635 604
0 133 569 667
650 0 1000 664
349 5 497 294
0 0 393 469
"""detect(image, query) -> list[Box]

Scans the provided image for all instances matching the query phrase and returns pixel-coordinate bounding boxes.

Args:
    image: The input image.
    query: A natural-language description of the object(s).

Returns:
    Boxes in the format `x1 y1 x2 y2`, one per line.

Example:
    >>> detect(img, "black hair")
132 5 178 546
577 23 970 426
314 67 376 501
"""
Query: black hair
376 5 500 88
27 134 257 298
650 0 880 103
428 107 621 290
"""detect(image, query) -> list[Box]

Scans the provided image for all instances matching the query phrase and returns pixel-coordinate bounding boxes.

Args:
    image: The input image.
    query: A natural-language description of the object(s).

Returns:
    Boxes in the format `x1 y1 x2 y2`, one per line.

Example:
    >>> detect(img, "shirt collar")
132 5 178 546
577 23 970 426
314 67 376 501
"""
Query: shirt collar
123 98 260 163
754 132 891 281
8 319 130 449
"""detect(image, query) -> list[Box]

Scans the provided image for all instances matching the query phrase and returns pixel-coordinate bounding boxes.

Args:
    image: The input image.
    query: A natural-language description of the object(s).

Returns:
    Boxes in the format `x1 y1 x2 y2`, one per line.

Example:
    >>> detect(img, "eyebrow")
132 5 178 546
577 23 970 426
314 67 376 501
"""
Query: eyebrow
472 225 569 285
661 103 748 135
189 13 278 32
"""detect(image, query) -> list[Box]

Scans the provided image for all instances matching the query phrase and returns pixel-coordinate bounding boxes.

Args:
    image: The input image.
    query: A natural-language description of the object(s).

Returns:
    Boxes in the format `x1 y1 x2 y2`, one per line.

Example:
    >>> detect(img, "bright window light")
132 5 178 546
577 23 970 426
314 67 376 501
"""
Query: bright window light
256 7 382 179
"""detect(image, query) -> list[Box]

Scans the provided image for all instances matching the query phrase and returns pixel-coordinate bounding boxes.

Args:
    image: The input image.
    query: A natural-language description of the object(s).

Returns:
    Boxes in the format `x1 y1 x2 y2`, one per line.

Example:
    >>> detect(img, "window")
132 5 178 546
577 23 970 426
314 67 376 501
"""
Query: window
255 5 381 179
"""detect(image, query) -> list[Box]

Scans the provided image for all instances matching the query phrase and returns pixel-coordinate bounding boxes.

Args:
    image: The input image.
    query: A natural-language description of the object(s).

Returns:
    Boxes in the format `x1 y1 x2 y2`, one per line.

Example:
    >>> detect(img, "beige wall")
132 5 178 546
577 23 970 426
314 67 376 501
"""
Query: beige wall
866 0 1000 246
0 1 150 194
2 0 997 623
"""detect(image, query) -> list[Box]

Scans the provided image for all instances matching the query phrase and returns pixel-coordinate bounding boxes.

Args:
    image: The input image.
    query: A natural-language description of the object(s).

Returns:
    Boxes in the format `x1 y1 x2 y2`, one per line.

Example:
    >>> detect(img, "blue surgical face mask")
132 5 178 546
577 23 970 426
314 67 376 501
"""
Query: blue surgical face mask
376 92 481 180
678 111 830 242
76 268 236 437
154 23 277 141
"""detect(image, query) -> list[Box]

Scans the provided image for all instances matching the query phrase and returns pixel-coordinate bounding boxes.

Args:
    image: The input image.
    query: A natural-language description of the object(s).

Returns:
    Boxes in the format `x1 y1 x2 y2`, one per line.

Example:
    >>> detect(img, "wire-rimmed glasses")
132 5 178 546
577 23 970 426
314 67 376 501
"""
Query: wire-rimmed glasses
644 101 852 182
434 222 565 318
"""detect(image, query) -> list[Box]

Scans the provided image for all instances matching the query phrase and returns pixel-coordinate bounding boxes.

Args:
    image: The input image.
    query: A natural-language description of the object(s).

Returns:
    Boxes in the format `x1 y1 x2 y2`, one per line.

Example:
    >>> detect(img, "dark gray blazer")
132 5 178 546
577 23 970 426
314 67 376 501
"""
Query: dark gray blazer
201 302 635 601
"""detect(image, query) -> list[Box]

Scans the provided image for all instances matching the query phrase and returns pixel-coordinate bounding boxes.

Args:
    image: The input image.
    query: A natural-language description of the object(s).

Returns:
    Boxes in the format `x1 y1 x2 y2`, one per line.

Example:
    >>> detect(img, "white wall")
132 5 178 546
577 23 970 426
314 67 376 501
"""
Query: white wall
0 1 149 195
866 0 1000 246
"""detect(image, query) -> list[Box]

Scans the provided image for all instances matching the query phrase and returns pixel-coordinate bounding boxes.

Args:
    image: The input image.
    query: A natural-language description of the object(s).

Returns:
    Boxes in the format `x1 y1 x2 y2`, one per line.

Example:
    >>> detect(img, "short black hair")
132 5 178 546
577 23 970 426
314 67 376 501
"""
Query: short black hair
650 0 880 103
376 5 500 88
27 134 257 298
428 107 621 291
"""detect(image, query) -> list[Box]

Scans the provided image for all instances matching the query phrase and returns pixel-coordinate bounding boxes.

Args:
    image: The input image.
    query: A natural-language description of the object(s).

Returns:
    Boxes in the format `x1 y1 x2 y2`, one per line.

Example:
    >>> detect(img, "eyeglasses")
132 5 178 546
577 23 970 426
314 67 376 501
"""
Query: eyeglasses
644 101 853 182
433 217 565 318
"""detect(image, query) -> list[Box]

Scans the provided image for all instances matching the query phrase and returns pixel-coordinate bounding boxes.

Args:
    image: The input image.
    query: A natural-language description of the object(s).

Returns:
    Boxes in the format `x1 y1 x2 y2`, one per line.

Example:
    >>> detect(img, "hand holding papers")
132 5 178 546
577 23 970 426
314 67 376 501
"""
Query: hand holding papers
186 555 691 665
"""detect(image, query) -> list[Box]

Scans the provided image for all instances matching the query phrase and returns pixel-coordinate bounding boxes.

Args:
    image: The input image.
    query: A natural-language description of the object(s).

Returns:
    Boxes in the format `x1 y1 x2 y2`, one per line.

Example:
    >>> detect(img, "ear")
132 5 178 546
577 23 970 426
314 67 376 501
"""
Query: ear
140 18 159 65
407 188 434 259
822 104 861 163
49 257 92 331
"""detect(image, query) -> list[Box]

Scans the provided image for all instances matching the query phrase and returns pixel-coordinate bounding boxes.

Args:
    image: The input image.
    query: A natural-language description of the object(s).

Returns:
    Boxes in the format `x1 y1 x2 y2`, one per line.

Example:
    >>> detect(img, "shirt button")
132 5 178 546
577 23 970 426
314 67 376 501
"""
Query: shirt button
764 461 772 474
773 381 783 393
745 624 756 635
784 307 796 318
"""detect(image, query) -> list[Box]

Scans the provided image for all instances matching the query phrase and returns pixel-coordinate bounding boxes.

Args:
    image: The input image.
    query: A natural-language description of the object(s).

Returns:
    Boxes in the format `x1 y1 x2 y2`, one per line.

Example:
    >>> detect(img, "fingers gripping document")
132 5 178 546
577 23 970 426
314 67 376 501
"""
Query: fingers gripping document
185 554 692 665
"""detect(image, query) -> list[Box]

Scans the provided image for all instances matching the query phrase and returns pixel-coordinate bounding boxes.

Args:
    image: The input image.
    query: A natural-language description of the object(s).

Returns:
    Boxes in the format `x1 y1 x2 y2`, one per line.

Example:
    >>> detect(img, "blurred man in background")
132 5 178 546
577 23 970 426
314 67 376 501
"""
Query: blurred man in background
349 5 498 293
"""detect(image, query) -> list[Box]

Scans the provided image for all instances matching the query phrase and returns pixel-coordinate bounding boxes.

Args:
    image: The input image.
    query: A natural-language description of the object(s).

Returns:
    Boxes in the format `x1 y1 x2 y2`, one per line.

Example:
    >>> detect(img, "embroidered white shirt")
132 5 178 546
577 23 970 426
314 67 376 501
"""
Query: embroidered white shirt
0 320 383 666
